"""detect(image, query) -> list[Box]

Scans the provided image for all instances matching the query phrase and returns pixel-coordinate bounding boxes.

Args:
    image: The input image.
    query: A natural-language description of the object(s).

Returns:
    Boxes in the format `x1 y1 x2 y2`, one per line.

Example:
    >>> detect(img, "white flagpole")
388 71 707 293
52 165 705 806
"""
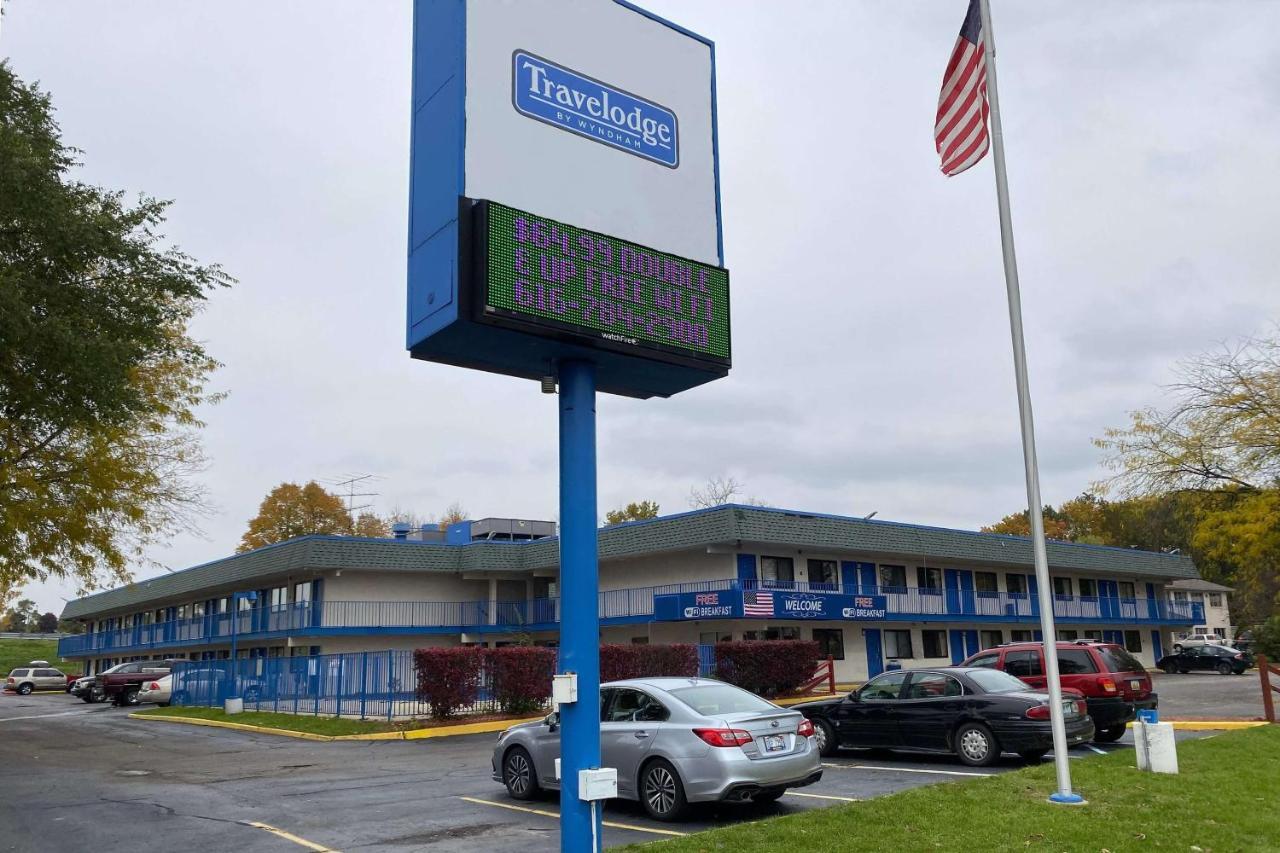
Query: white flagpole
976 0 1084 805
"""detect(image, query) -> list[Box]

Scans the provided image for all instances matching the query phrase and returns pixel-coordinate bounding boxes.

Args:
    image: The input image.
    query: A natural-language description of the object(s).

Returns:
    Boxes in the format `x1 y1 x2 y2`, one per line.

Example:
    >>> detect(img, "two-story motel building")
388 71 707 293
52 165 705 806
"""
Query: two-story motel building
59 505 1207 683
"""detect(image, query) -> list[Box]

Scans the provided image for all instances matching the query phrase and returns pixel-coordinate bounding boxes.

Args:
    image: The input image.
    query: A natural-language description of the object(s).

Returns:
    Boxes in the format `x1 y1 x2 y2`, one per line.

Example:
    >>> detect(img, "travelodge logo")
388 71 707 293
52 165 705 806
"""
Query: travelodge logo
512 50 679 168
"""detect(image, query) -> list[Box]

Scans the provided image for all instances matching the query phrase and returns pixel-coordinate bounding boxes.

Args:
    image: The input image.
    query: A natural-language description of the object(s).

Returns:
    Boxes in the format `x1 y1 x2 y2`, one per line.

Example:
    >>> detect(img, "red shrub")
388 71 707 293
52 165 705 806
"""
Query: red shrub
713 640 821 697
600 644 699 683
485 646 557 714
413 646 485 719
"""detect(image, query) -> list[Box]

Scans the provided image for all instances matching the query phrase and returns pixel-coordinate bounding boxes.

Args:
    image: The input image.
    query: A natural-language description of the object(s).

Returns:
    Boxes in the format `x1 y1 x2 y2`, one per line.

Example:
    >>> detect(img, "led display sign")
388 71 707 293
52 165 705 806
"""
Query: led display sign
475 201 730 369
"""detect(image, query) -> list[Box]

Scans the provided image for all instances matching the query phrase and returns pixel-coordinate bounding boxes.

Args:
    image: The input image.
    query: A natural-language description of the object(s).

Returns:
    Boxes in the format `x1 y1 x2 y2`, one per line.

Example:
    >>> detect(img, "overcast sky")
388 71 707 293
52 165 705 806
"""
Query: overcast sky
6 1 1279 615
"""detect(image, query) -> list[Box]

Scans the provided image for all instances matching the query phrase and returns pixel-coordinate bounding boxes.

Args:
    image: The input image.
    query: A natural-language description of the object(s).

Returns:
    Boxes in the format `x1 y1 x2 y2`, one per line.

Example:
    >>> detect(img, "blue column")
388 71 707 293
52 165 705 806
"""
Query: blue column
557 360 602 852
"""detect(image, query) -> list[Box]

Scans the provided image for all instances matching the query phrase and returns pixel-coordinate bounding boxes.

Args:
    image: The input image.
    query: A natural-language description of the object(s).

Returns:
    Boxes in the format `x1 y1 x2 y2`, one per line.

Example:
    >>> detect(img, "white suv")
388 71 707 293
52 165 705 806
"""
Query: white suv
6 662 68 695
1173 632 1227 651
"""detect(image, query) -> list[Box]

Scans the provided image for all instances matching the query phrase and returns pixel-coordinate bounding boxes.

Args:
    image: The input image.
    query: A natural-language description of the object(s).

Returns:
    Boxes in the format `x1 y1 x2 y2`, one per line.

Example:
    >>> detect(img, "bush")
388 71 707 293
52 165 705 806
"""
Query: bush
1253 616 1280 662
600 643 700 682
413 646 485 719
713 640 821 698
485 646 556 714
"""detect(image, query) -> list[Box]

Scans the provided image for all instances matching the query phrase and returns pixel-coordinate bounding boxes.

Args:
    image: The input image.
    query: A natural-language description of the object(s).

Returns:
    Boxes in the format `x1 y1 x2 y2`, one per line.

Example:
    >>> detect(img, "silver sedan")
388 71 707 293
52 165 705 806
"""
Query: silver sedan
491 677 822 821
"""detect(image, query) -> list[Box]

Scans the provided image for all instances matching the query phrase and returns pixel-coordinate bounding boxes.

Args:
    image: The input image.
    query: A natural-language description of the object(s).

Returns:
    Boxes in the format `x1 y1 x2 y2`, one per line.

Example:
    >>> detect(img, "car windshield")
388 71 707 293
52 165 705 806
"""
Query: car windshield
966 669 1033 694
666 682 776 715
1099 647 1145 673
99 664 129 674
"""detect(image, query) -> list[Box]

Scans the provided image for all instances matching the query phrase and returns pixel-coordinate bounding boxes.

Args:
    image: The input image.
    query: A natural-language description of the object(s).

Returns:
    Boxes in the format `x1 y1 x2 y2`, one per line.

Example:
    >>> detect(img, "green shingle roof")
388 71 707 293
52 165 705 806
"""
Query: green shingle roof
61 504 1199 619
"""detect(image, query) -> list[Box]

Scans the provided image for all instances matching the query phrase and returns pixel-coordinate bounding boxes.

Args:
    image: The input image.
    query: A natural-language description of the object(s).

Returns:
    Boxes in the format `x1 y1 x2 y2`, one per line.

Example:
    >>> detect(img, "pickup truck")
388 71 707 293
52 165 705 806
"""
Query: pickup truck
100 660 180 706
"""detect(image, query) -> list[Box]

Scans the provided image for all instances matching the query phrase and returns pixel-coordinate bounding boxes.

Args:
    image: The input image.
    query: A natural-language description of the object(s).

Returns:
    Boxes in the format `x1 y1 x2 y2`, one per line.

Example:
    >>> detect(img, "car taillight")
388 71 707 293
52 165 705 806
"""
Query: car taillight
1235 653 1245 660
148 682 159 690
693 728 753 747
1099 677 1118 694
1025 704 1051 720
1075 699 1087 716
797 719 815 738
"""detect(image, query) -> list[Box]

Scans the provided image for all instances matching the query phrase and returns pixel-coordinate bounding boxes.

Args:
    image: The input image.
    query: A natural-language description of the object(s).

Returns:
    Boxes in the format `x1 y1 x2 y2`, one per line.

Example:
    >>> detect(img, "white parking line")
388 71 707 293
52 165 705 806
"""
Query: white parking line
456 796 688 838
822 762 992 778
241 821 340 852
1085 744 1108 755
786 790 860 802
0 710 96 724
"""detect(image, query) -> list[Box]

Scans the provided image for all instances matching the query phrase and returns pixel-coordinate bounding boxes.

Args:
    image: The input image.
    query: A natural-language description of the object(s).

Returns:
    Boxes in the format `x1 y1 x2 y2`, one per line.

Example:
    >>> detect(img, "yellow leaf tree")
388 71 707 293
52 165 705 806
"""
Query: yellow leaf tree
238 482 353 552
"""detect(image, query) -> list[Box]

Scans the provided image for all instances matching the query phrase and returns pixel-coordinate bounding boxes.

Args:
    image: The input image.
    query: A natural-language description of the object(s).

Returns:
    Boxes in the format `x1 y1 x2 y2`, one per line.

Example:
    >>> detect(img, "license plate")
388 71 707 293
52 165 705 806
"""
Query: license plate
1130 680 1142 690
763 735 786 752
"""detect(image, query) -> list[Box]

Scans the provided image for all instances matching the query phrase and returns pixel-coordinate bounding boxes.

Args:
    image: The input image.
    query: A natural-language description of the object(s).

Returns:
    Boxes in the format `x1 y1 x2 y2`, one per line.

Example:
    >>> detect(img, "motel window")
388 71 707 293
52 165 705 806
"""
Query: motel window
1124 630 1143 653
1119 581 1136 600
699 631 732 644
1083 629 1103 641
1171 590 1188 603
807 559 839 589
917 566 943 593
743 627 801 642
1057 629 1079 641
237 596 254 612
216 597 229 614
921 630 947 659
1208 593 1223 607
192 602 206 618
884 629 914 659
1052 577 1073 598
630 637 649 645
1078 579 1098 599
812 628 845 661
270 587 288 608
1006 575 1027 595
760 556 795 587
975 572 998 594
878 565 907 592
1010 630 1033 642
294 582 312 604
980 630 1003 649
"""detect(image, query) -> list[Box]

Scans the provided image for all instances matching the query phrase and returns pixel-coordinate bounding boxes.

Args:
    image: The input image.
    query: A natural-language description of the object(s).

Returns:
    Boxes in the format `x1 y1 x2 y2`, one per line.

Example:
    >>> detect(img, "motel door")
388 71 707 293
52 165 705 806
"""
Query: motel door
863 629 884 678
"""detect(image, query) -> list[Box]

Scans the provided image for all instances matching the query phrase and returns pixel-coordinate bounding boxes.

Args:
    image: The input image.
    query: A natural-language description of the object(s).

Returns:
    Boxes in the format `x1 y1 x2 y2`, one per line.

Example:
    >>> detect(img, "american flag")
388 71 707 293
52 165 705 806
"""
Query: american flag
743 591 775 618
935 0 990 176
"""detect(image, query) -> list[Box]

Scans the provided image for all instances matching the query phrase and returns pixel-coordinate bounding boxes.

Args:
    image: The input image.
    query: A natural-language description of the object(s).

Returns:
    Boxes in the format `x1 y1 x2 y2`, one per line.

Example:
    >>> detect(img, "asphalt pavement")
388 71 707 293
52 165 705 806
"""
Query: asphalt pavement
1148 669 1267 719
0 690 1219 853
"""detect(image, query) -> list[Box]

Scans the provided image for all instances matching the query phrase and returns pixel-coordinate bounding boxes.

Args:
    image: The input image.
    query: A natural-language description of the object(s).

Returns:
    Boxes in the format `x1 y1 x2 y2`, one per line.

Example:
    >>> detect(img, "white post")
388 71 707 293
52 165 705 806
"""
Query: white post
977 0 1083 805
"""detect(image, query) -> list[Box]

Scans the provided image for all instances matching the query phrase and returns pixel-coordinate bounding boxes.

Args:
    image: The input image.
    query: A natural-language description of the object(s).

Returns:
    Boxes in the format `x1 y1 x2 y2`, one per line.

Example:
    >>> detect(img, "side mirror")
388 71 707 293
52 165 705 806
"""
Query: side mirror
847 690 861 703
545 712 559 732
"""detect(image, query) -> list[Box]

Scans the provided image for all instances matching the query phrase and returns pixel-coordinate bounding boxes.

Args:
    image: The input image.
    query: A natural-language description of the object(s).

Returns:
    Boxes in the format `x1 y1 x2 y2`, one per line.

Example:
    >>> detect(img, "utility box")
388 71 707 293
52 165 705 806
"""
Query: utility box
1134 720 1178 774
578 767 618 802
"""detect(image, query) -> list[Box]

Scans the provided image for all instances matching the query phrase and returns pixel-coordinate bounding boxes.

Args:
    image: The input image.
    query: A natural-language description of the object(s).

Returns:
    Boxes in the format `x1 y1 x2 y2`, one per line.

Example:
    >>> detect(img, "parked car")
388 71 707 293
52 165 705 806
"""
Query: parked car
492 678 821 821
137 674 172 706
101 660 180 706
5 663 69 695
962 641 1155 743
1173 633 1228 651
796 667 1093 767
168 667 264 705
1158 644 1252 675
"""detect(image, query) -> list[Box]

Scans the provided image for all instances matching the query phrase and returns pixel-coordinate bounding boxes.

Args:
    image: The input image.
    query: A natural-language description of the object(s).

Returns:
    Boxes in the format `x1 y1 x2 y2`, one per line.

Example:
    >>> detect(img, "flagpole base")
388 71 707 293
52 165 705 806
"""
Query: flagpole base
1048 791 1087 806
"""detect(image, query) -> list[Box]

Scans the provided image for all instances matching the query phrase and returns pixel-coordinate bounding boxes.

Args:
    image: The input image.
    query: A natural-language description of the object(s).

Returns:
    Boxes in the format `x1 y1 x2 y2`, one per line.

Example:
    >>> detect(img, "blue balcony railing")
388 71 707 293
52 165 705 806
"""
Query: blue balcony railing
58 579 1204 657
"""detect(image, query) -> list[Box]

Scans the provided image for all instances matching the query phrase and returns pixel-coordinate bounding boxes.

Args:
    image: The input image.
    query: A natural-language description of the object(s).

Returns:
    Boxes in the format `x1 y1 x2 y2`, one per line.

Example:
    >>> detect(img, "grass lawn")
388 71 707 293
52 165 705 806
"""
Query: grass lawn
630 726 1280 853
132 706 440 737
0 638 82 676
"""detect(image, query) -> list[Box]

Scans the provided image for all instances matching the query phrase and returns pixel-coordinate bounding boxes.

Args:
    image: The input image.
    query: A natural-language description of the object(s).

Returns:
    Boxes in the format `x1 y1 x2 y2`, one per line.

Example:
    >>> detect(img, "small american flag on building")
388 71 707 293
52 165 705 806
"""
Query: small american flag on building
743 591 775 618
935 0 990 176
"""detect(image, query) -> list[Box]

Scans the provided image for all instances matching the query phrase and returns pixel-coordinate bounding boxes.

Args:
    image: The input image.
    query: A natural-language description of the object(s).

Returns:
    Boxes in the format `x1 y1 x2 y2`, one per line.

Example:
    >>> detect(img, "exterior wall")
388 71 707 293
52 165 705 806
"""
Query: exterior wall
598 550 736 592
322 570 488 603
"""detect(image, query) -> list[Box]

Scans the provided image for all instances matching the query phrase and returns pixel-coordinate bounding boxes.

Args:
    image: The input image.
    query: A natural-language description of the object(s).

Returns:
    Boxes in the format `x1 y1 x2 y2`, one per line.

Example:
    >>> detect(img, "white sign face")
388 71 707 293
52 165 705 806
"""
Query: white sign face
464 0 720 266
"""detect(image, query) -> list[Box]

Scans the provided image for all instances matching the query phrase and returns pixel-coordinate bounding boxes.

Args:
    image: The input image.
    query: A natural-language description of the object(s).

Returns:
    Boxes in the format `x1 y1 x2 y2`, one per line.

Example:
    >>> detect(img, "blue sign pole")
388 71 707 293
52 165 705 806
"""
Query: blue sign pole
557 359 602 852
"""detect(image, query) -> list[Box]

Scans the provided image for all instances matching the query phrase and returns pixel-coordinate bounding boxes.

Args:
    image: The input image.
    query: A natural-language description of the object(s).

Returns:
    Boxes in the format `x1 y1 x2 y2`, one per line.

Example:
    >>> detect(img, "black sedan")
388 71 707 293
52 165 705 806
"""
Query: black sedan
795 666 1095 767
1158 645 1252 675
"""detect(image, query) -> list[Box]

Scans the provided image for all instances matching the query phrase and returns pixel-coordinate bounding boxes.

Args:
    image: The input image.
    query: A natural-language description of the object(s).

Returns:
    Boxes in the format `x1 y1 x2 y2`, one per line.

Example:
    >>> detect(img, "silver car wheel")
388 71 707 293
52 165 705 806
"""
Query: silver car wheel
813 721 828 753
959 728 990 762
505 751 532 797
644 765 677 816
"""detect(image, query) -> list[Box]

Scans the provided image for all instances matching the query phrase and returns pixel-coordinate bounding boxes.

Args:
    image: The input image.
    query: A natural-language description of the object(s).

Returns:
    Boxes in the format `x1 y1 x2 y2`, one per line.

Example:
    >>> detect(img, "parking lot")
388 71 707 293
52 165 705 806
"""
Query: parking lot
1 682 1243 853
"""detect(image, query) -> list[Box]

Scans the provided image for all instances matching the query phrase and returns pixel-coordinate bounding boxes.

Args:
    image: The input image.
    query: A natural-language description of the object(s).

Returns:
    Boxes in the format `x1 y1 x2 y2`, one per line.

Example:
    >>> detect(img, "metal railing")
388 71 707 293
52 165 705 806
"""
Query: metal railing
168 650 553 721
59 579 1205 657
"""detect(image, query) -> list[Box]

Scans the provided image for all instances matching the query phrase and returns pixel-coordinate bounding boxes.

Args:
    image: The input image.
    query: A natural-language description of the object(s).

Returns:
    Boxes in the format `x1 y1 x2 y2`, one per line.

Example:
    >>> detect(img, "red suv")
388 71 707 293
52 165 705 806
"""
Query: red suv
962 641 1157 743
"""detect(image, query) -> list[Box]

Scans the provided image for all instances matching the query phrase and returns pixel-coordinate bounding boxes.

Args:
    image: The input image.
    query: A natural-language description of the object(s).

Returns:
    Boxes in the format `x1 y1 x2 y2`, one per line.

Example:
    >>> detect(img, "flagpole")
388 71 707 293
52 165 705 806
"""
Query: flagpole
976 0 1084 806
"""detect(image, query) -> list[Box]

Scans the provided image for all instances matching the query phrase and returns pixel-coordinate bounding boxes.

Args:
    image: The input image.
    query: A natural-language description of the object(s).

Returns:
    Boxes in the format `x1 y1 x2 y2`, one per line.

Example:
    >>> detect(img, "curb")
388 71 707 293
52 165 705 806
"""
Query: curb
1129 720 1269 731
128 712 542 742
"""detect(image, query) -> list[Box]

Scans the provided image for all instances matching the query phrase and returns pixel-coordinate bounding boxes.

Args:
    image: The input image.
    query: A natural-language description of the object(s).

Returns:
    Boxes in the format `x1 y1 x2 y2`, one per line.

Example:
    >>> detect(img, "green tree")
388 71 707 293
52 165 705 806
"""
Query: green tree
1 598 39 632
238 481 352 552
1190 489 1280 621
605 500 660 526
36 612 58 633
0 63 229 598
351 511 389 538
